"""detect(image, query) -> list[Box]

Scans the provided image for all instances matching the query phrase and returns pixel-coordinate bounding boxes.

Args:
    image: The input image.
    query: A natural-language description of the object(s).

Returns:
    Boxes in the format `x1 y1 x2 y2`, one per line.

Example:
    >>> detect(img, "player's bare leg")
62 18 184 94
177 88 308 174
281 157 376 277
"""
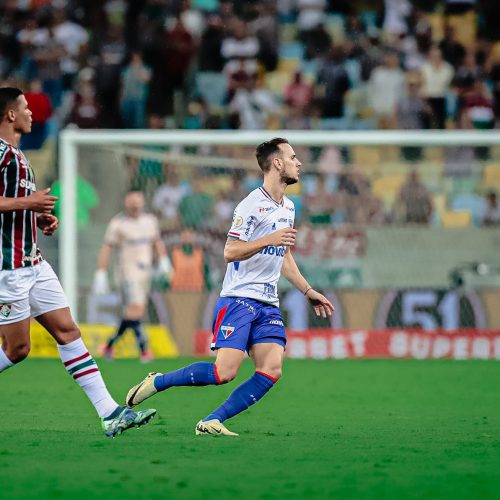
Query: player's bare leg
36 307 156 436
249 342 285 382
127 347 244 407
196 343 283 436
0 318 31 370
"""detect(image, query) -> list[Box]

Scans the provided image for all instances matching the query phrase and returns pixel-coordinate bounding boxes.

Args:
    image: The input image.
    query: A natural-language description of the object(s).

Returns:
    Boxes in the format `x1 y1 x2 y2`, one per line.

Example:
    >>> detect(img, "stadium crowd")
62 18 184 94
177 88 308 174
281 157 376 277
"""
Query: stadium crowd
1 0 500 231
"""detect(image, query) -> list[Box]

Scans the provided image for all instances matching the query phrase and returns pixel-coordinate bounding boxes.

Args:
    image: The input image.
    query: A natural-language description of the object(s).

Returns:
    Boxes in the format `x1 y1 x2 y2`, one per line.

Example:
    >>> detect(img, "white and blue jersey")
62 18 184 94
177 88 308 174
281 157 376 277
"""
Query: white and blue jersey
211 187 295 352
221 186 295 307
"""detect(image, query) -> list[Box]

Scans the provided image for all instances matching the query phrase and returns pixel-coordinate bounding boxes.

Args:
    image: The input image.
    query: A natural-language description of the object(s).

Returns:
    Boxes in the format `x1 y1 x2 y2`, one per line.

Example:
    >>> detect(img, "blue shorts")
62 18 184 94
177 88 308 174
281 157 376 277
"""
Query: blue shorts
211 297 286 353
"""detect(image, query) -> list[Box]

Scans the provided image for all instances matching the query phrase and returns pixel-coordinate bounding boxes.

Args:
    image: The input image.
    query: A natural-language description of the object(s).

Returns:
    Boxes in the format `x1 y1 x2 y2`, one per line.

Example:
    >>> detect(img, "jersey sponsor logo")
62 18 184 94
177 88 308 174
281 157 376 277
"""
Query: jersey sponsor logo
269 319 284 326
19 178 36 191
260 245 285 257
278 218 288 223
259 206 273 213
286 206 295 212
220 324 235 339
264 283 276 297
0 303 12 318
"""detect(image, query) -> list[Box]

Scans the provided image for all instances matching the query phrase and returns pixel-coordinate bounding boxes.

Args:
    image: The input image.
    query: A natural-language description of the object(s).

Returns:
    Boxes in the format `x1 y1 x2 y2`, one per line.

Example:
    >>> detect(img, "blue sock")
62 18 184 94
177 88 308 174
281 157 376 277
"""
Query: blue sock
204 371 276 423
153 362 220 392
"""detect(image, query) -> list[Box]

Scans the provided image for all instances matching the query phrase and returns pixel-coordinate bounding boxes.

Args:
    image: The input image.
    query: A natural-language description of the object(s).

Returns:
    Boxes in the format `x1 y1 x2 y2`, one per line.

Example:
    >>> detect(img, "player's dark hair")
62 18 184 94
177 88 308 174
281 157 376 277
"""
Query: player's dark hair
255 137 289 173
0 87 24 118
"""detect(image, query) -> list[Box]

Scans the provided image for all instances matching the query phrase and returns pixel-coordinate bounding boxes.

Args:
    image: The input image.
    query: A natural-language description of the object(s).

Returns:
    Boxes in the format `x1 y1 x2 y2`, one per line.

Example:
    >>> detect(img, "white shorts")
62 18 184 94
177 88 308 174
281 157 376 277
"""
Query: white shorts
0 260 69 325
120 277 151 307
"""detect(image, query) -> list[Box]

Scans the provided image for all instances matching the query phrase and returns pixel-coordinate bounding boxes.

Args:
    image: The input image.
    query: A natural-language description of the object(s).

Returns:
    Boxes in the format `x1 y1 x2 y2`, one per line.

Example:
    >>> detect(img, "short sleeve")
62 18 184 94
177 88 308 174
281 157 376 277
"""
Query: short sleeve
104 217 122 246
227 198 260 242
0 143 11 172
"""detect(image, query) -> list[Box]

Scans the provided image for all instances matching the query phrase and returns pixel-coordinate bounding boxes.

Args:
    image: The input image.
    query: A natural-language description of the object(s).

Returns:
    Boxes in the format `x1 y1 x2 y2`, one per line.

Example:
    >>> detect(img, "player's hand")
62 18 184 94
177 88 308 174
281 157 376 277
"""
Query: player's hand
92 270 110 295
26 188 58 213
266 227 297 247
37 213 58 235
305 289 335 318
156 255 172 281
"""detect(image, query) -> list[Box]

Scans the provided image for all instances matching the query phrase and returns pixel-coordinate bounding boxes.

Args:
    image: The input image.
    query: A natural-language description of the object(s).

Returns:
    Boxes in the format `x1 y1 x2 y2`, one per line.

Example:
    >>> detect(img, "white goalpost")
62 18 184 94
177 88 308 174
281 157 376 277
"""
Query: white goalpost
59 129 500 319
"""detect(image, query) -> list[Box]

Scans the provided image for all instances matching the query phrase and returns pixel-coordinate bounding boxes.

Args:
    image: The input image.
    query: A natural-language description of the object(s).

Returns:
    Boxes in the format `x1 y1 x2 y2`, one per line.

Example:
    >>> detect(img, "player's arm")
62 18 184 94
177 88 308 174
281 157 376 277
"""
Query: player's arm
223 227 297 263
281 250 334 319
0 188 57 213
153 237 172 279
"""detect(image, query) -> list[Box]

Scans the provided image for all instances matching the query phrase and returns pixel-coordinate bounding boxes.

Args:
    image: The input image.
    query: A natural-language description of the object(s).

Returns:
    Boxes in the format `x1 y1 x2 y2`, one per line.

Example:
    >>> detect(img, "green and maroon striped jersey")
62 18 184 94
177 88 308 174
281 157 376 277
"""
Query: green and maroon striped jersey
0 138 42 270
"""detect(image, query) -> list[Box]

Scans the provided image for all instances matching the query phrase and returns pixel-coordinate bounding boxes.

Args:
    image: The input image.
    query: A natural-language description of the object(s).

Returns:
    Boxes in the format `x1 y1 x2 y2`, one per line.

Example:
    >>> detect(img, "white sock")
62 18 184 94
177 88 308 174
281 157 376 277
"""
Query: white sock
58 338 119 418
0 345 14 372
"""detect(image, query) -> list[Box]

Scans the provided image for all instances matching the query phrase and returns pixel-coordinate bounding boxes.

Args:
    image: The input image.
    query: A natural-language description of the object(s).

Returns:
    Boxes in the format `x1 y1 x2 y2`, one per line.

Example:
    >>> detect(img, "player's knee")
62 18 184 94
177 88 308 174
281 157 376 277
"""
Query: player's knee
215 365 239 384
56 325 81 345
267 368 282 381
258 367 282 382
7 343 30 363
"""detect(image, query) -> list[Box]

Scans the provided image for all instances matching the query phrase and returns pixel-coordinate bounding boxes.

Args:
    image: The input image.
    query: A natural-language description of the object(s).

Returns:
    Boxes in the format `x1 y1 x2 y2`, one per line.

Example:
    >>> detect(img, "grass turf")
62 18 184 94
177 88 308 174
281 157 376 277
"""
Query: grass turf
0 358 499 499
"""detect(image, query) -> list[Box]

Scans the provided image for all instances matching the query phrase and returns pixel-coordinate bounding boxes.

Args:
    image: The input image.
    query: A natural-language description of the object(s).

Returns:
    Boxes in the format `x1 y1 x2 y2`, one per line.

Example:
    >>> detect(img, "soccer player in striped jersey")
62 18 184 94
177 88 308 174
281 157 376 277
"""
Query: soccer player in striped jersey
126 137 334 436
0 87 156 437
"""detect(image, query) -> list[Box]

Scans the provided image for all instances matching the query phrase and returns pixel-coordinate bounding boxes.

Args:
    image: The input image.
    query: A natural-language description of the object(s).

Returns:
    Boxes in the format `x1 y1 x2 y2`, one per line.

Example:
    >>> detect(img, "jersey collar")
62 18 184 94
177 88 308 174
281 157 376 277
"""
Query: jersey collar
259 186 284 207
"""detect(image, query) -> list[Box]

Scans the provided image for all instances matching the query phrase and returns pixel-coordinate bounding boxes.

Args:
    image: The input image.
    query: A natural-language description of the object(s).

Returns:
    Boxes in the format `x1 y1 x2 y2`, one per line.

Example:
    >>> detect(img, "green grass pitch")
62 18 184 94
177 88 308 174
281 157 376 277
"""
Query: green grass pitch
1 358 499 499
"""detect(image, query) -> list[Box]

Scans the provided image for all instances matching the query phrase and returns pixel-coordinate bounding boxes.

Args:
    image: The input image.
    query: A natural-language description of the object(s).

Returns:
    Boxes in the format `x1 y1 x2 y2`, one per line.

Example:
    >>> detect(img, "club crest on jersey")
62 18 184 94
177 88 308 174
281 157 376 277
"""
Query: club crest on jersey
0 303 12 318
220 324 235 339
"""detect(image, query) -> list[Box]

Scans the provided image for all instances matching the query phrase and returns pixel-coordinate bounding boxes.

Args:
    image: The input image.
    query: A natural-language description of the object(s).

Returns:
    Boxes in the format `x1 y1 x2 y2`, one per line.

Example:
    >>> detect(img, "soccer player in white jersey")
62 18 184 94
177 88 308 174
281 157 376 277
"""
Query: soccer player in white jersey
93 190 171 362
0 87 156 437
126 137 334 436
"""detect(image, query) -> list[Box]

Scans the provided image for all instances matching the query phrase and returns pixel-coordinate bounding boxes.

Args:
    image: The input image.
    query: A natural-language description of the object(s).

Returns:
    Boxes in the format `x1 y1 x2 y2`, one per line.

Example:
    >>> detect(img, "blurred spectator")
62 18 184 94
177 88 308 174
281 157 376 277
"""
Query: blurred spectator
228 74 280 129
169 228 211 291
396 72 430 160
120 51 151 129
251 1 279 71
317 46 350 118
67 68 101 128
198 14 225 72
95 25 127 128
439 27 465 69
454 50 484 90
358 27 385 82
395 170 433 224
178 177 215 230
383 0 412 37
302 22 332 61
152 165 190 225
368 50 405 128
32 19 65 108
482 190 500 227
488 53 500 124
164 16 196 97
22 79 52 150
51 175 100 229
16 14 43 81
221 18 259 78
51 6 89 90
303 174 338 225
297 0 327 34
284 71 314 113
214 191 236 229
180 0 205 40
459 79 494 130
420 46 454 129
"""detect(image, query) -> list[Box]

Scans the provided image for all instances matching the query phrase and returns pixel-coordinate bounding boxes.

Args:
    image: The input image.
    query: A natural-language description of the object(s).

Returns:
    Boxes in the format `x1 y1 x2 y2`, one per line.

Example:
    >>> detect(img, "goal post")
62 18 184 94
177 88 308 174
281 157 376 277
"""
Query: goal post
58 129 500 320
